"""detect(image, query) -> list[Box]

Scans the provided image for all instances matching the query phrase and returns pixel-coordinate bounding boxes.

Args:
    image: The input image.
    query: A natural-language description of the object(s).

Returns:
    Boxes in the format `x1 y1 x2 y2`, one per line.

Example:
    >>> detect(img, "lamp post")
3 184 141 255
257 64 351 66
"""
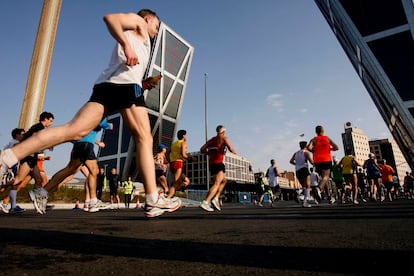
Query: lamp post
103 163 108 191
204 73 210 190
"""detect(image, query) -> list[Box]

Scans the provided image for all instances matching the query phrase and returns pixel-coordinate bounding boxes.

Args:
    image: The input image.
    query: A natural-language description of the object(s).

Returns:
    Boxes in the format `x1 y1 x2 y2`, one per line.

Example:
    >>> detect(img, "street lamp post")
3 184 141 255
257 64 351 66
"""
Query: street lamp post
103 163 108 191
204 73 210 190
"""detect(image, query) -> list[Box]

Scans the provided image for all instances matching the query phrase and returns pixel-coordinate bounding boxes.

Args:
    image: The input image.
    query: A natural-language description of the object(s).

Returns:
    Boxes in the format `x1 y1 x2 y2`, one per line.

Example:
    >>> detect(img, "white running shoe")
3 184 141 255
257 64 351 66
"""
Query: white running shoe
211 198 221 211
89 200 111 213
144 195 181 218
329 197 336 205
83 201 90 212
199 200 214 212
302 201 312 208
159 193 181 203
29 188 48 214
0 200 9 214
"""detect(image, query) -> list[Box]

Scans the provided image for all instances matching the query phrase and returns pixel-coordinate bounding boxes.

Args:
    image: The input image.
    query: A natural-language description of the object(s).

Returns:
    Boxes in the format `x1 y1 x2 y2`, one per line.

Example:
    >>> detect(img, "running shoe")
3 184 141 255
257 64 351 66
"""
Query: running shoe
199 200 214 212
89 200 111 213
302 201 312 208
9 205 25 214
0 200 9 214
159 193 181 203
29 188 48 214
144 196 181 218
39 189 48 214
211 198 221 211
329 197 336 204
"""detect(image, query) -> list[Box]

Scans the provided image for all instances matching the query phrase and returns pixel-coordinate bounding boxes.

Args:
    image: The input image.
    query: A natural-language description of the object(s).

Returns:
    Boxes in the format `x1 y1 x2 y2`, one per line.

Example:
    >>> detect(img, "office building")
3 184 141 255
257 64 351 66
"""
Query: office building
341 122 371 164
341 122 409 184
315 0 414 170
97 22 194 179
184 151 255 185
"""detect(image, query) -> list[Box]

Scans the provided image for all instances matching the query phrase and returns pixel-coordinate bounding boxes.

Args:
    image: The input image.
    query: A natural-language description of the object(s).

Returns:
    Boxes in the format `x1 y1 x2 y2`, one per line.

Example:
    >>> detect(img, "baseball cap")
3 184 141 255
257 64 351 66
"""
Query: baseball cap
368 153 375 158
158 144 167 151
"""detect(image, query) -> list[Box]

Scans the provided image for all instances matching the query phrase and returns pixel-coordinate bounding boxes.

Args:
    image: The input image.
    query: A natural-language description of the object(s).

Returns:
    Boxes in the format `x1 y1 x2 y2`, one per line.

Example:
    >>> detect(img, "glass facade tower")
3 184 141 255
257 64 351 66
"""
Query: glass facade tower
315 0 414 170
97 22 194 180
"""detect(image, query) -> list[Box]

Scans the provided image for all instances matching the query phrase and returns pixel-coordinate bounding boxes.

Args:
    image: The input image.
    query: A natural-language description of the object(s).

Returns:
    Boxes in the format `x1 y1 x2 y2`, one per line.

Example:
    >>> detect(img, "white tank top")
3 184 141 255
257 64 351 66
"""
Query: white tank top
294 150 308 171
95 31 150 86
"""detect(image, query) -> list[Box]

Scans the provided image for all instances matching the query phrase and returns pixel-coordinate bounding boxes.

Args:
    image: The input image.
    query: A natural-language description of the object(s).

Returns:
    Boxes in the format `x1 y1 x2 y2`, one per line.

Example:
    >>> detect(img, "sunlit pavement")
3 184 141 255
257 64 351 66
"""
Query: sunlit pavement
1 199 413 275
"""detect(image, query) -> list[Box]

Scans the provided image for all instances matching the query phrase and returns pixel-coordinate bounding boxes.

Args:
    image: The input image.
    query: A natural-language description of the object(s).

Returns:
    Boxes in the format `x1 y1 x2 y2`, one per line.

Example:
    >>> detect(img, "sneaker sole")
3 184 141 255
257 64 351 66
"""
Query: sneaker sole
166 199 182 212
88 203 111 213
145 208 165 218
145 199 182 218
9 210 25 214
29 190 44 215
199 205 214 212
211 201 221 211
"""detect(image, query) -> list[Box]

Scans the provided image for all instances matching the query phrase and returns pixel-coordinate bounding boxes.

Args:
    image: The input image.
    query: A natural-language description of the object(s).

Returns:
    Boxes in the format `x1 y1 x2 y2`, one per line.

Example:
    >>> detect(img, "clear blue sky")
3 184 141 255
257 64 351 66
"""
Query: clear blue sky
0 0 391 177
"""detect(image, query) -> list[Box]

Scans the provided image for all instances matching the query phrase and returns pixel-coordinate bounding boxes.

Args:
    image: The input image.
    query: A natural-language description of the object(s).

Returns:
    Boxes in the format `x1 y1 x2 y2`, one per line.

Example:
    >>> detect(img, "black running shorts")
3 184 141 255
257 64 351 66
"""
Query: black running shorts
71 142 96 163
89 82 146 114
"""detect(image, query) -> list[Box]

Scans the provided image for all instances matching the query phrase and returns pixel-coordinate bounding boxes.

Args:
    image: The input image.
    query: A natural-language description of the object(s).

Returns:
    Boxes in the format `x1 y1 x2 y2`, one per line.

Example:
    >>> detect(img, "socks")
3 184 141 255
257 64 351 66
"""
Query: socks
9 190 17 209
146 192 158 205
304 188 310 202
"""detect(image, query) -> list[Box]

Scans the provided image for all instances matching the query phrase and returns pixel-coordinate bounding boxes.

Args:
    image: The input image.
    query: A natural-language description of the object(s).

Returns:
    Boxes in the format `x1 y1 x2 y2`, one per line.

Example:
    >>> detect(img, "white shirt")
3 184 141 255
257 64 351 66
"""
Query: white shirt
310 171 320 187
95 31 150 86
294 150 308 171
267 165 278 187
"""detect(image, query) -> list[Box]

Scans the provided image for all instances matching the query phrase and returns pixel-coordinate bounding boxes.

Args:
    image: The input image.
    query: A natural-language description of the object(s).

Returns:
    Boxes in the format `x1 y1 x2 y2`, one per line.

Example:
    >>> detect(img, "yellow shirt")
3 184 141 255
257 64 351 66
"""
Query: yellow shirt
170 140 184 162
341 155 354 174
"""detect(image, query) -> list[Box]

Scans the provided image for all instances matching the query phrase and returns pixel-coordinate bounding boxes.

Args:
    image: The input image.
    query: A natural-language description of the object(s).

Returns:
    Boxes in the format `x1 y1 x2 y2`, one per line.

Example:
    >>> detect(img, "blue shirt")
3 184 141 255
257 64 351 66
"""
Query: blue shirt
76 119 111 144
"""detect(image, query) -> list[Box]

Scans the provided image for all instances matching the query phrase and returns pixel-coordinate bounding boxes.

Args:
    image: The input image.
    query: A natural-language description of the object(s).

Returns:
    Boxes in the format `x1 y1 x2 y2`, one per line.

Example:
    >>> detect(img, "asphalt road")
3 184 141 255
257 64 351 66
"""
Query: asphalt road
1 199 414 275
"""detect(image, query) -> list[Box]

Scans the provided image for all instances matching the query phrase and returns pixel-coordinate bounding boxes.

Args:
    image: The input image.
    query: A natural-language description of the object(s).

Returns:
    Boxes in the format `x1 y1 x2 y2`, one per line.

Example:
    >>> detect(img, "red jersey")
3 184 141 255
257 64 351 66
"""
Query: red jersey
206 136 225 164
312 135 332 164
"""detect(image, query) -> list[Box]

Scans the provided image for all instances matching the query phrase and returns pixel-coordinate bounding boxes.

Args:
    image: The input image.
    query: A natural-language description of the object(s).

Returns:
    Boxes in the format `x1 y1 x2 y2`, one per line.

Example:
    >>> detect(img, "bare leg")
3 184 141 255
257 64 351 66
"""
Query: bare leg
83 160 98 200
168 168 182 198
120 106 157 195
80 165 91 202
44 159 82 193
215 177 227 199
158 175 169 194
318 169 332 197
205 171 225 202
9 103 104 161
